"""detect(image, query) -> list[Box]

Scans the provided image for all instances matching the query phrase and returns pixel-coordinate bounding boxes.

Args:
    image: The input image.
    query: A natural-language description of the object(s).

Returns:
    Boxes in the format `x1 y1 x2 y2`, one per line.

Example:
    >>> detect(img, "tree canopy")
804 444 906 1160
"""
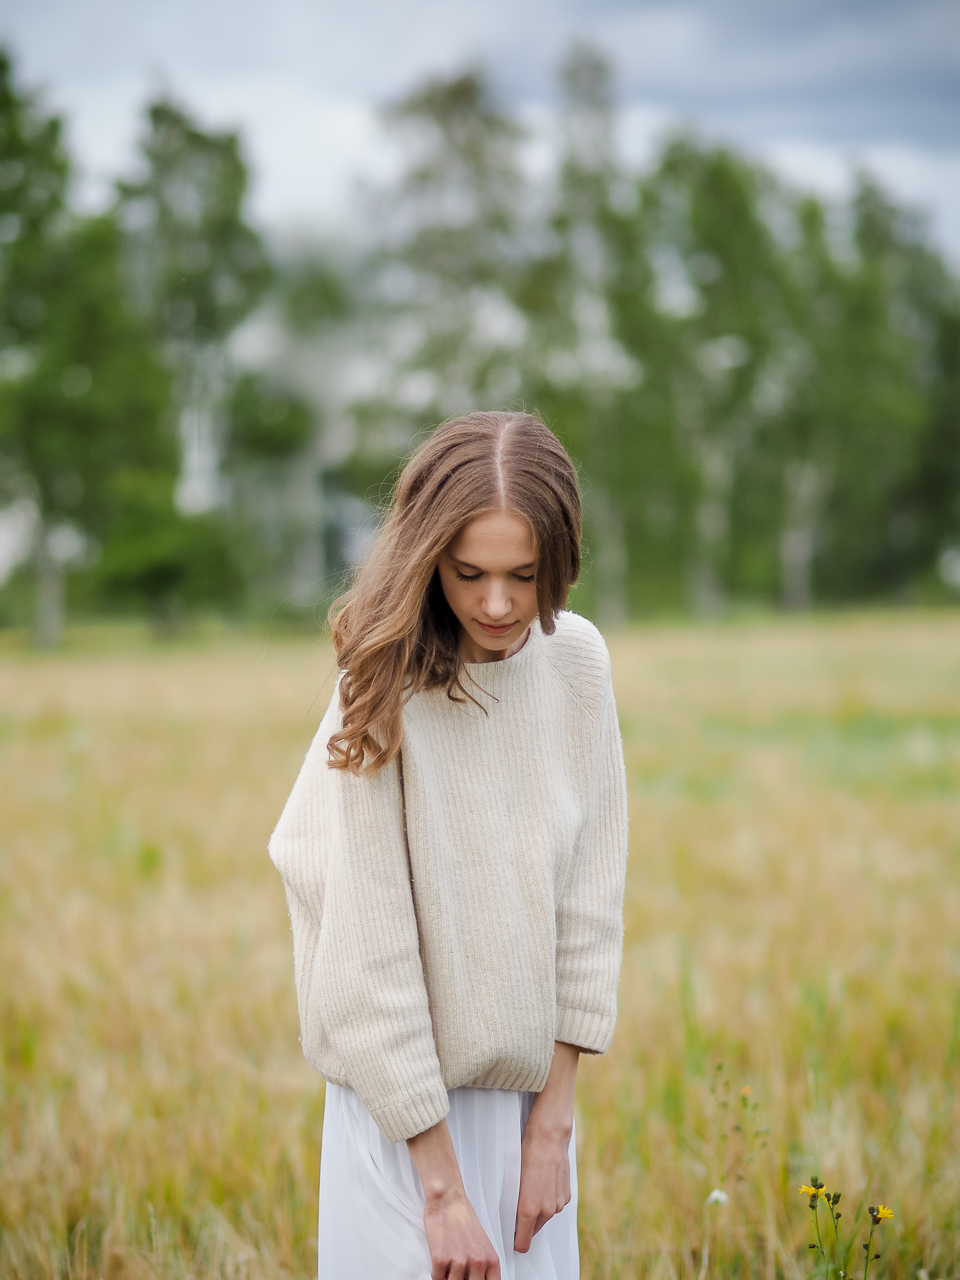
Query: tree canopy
1 43 958 636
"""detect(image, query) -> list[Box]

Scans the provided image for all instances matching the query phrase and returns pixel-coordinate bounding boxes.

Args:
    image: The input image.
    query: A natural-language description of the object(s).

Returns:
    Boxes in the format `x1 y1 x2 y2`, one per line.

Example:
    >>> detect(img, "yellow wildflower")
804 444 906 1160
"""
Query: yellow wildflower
876 1205 894 1221
741 1086 752 1097
800 1185 826 1198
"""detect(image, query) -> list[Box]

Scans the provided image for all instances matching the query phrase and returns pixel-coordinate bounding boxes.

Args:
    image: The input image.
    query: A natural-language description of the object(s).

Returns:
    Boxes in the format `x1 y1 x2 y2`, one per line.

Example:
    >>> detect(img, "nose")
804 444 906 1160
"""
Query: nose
482 581 511 621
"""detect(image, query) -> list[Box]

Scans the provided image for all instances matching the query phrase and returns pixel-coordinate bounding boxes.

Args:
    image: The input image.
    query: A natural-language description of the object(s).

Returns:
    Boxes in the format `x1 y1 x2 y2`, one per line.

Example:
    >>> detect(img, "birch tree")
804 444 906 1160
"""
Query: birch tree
118 101 271 514
356 69 528 447
0 54 173 643
516 44 642 625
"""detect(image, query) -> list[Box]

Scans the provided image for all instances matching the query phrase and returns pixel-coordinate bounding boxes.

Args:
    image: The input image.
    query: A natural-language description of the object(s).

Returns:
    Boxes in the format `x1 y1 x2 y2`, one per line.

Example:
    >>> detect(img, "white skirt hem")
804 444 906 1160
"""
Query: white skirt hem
317 1083 579 1280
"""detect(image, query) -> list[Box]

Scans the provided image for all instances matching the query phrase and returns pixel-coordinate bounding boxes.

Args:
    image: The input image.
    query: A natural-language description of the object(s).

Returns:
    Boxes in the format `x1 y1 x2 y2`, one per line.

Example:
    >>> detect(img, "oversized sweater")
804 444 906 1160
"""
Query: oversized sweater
268 610 629 1144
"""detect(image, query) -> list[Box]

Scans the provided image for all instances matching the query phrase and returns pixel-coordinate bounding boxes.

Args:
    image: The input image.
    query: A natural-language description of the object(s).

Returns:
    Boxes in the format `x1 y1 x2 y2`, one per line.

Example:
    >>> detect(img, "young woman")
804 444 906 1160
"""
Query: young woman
269 411 628 1280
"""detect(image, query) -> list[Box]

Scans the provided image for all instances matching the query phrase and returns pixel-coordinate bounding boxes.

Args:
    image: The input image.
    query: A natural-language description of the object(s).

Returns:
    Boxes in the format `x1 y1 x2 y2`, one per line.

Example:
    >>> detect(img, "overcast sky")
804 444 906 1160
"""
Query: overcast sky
3 0 960 258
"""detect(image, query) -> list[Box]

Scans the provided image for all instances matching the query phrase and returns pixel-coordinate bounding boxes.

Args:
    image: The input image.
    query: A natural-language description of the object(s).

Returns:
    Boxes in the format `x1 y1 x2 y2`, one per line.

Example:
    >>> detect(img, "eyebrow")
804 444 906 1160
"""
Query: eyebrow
451 556 537 573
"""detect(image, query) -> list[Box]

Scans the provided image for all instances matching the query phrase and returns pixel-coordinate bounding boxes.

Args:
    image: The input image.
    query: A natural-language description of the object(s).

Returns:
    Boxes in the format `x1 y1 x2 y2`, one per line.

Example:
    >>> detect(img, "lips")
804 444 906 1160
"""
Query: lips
477 620 515 635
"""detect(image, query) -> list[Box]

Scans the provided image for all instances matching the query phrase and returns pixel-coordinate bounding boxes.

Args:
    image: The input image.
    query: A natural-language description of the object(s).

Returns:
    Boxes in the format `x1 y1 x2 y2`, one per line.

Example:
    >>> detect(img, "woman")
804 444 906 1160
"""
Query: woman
269 411 628 1279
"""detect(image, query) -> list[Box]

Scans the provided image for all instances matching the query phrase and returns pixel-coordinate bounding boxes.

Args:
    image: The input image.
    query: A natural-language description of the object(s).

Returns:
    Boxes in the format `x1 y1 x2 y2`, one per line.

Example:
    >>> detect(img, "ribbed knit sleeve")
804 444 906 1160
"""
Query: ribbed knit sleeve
554 674 629 1054
269 690 449 1144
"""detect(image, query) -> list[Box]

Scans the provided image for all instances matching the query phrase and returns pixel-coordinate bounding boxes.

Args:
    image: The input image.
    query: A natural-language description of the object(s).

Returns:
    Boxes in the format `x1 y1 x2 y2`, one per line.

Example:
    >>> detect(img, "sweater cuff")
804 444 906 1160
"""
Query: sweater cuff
367 1083 451 1144
556 1004 615 1055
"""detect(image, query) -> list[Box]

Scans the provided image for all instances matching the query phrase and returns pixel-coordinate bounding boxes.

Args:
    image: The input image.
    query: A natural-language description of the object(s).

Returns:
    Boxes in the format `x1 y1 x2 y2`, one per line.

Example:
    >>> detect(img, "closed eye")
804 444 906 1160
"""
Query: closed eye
454 570 536 583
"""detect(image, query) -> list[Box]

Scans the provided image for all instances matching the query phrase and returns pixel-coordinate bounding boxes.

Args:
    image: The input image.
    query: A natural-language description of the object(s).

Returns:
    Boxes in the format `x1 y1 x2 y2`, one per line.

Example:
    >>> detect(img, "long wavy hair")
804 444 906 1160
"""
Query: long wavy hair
327 410 581 774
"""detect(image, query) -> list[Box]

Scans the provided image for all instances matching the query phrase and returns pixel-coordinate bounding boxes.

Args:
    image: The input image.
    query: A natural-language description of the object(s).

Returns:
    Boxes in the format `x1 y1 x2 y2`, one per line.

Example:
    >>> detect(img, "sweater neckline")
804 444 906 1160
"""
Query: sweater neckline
460 619 542 687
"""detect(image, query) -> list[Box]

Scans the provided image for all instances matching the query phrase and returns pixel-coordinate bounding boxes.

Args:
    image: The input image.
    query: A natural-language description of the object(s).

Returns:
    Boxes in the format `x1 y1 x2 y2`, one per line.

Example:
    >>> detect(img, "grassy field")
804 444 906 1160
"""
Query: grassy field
2 612 959 1279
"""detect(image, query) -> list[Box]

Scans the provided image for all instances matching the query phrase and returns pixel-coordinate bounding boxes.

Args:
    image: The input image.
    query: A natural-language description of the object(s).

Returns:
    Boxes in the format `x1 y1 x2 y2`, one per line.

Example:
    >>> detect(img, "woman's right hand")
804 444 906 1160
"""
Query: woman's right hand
422 1184 501 1279
407 1119 501 1279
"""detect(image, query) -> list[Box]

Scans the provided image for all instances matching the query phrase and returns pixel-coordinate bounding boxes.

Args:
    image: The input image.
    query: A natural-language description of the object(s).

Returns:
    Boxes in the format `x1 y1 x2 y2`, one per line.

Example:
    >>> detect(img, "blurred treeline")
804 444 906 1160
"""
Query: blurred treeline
1 45 958 640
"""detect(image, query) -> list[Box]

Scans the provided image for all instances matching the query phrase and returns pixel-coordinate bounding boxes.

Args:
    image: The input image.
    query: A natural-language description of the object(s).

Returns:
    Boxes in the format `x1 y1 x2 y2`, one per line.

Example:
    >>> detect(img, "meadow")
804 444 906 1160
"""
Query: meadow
2 611 959 1280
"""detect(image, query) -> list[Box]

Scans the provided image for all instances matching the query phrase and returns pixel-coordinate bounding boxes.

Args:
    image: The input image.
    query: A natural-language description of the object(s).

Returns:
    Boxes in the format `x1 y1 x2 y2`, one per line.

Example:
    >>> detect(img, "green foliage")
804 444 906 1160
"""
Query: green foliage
382 71 522 290
226 373 313 460
904 306 960 569
0 52 251 637
118 99 271 346
0 213 172 534
3 42 960 627
777 181 929 600
0 49 69 360
92 468 243 612
339 52 960 617
280 260 351 334
344 65 528 456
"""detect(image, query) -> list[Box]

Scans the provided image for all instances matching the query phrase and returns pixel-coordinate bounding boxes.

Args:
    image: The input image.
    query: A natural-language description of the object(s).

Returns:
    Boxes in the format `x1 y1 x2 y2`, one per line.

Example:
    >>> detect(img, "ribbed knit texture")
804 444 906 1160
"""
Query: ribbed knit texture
268 610 629 1143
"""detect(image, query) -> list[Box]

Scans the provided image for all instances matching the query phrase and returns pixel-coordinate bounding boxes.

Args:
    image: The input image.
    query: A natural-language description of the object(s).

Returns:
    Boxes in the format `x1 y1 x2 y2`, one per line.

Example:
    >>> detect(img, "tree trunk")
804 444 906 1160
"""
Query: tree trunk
689 439 733 616
779 462 825 611
591 488 628 629
173 343 227 515
34 531 65 648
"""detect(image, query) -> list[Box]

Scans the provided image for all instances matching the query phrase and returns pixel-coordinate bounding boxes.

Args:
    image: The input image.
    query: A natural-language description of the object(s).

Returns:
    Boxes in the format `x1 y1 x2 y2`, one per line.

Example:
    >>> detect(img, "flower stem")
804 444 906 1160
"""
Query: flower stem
862 1223 876 1280
813 1201 829 1280
697 1202 710 1280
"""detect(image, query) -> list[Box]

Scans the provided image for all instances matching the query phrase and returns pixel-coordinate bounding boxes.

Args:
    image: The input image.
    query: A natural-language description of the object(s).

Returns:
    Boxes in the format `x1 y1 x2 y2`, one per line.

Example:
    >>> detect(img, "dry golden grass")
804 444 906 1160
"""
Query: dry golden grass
2 612 959 1279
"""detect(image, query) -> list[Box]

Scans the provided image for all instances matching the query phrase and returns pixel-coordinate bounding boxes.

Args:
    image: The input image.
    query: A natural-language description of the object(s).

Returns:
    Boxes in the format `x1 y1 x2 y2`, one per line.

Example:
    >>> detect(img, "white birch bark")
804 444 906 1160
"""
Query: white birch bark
779 461 826 611
34 528 64 648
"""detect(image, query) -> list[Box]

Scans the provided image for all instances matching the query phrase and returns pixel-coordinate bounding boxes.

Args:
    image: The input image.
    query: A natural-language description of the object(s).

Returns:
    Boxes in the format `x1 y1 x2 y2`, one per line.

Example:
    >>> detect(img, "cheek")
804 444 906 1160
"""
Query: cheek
439 568 469 615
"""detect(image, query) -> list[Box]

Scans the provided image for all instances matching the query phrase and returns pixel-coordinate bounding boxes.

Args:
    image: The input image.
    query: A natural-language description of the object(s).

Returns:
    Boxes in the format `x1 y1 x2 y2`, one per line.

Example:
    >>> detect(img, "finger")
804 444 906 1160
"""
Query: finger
431 1261 447 1280
514 1212 536 1253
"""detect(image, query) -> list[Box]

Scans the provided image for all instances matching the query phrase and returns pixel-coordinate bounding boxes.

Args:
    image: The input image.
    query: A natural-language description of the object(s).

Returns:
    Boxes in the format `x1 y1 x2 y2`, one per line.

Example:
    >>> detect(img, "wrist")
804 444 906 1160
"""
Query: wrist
525 1100 574 1143
406 1119 466 1205
421 1177 467 1207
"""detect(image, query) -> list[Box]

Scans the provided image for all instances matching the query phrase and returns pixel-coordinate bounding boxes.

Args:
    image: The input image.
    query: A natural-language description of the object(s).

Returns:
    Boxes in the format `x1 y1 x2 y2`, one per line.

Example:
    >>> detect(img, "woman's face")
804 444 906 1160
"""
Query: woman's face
437 509 539 663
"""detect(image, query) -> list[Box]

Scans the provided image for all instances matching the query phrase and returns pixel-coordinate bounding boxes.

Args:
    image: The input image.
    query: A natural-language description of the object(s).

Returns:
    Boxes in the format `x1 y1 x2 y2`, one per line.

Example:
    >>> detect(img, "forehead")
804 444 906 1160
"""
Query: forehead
447 510 536 566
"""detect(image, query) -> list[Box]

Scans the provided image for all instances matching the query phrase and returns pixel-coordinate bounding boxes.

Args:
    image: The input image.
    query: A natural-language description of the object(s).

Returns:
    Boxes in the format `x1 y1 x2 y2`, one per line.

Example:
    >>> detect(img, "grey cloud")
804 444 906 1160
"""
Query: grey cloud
2 0 959 256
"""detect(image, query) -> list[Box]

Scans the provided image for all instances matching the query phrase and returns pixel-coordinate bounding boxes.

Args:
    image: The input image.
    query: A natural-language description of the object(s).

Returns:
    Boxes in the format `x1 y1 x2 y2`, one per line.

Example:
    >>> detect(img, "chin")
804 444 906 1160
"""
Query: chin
469 626 513 646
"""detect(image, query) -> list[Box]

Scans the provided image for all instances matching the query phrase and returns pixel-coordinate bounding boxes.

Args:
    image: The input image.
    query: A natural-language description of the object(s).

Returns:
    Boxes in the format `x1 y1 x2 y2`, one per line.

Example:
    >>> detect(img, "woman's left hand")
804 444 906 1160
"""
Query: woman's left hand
513 1115 572 1252
513 1041 580 1254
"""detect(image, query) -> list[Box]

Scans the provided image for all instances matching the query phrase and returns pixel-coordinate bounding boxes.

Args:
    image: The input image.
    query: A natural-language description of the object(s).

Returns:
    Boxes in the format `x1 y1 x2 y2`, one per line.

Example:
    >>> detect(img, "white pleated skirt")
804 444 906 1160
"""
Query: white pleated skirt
317 1084 579 1279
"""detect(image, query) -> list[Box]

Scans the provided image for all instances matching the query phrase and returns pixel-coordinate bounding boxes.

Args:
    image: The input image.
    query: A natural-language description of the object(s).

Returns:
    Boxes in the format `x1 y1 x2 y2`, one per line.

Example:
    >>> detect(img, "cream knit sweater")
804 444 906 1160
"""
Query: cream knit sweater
268 610 628 1144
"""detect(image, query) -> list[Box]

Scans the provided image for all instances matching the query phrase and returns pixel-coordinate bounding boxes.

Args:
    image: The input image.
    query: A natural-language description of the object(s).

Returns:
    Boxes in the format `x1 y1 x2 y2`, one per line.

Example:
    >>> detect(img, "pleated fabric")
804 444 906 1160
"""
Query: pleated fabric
317 1084 579 1279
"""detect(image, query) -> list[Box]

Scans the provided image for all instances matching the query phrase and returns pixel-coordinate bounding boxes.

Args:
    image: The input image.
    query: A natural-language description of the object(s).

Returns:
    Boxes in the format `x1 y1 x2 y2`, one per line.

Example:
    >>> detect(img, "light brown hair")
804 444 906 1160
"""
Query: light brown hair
327 410 581 774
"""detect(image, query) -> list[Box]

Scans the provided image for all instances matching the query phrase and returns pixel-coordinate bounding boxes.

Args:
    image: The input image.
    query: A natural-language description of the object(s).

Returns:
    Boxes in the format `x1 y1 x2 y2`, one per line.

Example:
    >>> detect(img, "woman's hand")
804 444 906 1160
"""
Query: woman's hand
513 1114 572 1252
422 1185 502 1280
407 1119 502 1280
514 1041 580 1254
